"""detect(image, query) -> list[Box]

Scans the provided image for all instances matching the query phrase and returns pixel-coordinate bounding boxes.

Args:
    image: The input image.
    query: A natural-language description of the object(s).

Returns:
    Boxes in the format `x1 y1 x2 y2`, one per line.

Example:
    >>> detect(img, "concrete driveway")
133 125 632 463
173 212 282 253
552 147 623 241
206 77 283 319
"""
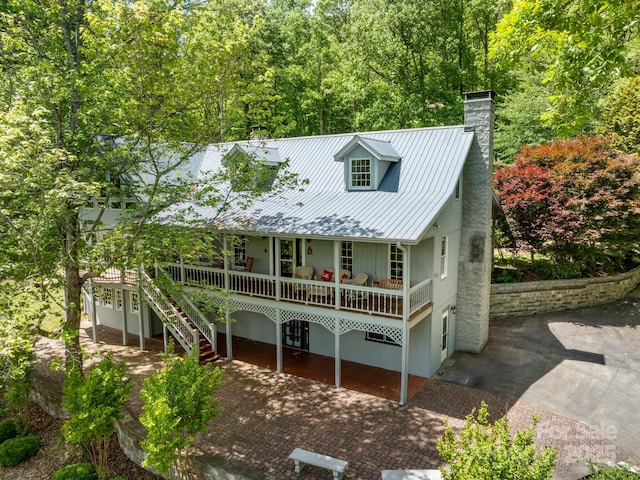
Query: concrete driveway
449 287 640 461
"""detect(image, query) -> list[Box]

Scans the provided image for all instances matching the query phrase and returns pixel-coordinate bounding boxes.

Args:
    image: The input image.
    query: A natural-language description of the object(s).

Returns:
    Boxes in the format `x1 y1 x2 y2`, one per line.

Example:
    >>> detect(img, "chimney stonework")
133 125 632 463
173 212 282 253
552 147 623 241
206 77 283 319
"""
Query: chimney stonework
456 90 495 352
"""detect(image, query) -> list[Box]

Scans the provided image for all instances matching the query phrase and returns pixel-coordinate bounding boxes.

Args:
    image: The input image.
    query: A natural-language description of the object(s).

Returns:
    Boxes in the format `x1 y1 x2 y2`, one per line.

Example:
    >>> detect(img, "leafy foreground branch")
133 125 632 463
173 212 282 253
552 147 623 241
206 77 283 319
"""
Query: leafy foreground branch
140 346 224 479
437 402 557 480
63 354 133 480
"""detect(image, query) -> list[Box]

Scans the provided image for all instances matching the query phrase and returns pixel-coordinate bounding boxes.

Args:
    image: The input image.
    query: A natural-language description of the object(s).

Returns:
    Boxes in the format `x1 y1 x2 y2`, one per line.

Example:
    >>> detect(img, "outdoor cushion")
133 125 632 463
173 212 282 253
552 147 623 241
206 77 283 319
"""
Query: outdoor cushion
321 269 333 281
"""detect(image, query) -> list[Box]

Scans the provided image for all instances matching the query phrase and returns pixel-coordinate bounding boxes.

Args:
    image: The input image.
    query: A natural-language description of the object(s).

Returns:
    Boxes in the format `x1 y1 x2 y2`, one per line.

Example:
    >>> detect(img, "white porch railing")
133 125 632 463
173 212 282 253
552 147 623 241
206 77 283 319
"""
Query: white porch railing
409 279 433 316
164 263 432 319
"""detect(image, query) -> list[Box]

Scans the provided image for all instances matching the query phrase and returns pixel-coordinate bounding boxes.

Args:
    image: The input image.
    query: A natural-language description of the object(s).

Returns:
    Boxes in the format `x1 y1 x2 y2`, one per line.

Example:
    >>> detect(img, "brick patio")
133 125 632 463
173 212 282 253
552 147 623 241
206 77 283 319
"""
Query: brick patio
33 322 630 480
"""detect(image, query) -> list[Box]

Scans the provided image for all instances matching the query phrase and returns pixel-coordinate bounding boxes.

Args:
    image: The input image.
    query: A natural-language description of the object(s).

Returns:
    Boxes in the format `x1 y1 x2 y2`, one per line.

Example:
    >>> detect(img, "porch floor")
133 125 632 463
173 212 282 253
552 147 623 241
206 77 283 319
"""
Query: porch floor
216 334 428 403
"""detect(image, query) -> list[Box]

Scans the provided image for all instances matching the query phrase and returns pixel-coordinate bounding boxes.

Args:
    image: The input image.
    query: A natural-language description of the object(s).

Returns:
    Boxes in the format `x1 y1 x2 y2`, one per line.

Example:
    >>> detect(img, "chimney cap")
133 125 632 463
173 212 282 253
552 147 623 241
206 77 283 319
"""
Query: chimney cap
250 125 269 140
463 90 496 102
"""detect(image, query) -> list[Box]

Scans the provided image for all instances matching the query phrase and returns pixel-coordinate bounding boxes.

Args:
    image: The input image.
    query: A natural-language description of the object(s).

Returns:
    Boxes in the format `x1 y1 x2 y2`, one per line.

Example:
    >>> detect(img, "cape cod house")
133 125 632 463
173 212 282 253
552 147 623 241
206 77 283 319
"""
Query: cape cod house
82 91 496 405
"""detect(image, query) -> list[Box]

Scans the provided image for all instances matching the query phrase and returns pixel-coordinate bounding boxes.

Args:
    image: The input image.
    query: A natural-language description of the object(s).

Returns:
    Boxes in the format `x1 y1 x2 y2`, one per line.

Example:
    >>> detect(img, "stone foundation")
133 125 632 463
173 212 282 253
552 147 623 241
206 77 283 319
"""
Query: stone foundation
490 265 640 319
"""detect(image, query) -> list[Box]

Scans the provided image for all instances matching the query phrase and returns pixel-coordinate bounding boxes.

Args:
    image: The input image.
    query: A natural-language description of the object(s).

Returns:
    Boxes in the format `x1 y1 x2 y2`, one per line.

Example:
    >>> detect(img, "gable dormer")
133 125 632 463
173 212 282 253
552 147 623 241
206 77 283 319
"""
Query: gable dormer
333 136 401 191
224 143 283 190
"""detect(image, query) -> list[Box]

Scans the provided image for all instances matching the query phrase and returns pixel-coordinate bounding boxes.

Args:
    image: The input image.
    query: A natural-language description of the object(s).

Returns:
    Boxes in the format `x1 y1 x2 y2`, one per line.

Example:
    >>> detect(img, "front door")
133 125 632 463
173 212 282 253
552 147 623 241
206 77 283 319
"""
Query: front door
282 320 309 350
441 309 449 362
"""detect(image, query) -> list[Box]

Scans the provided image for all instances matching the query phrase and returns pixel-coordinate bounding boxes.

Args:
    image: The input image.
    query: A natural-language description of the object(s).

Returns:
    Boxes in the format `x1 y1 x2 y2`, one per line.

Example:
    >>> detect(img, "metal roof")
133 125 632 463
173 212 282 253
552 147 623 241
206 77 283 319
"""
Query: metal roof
163 126 475 244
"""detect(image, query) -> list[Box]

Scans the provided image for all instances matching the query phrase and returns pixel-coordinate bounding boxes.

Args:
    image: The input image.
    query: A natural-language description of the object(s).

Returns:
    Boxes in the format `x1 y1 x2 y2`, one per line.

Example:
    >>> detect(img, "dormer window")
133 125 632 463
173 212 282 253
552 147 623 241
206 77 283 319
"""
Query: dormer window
350 158 371 189
223 144 283 191
334 135 401 191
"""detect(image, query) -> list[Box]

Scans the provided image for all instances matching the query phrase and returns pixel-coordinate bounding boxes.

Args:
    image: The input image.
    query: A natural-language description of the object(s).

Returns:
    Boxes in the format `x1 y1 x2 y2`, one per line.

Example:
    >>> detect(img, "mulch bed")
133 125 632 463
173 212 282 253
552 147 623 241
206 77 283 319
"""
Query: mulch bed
0 402 160 480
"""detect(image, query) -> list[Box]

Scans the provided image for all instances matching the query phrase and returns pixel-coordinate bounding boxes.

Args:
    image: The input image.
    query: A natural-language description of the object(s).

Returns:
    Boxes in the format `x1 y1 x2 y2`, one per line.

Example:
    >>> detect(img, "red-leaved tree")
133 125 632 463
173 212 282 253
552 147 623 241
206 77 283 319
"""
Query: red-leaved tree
494 136 640 271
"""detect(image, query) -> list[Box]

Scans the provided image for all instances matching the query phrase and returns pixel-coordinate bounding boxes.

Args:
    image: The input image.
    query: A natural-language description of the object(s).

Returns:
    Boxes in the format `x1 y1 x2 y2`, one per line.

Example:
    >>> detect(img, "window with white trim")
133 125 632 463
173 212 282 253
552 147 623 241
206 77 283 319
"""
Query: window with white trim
440 236 448 279
389 244 404 280
350 158 371 189
102 287 113 308
234 236 247 269
130 291 140 313
365 331 400 346
340 241 353 272
115 289 123 311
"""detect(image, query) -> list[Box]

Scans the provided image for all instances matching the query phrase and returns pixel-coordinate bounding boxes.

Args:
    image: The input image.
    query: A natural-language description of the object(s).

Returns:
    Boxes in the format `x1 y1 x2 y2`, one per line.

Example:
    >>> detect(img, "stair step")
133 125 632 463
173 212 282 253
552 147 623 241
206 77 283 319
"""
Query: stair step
198 352 220 365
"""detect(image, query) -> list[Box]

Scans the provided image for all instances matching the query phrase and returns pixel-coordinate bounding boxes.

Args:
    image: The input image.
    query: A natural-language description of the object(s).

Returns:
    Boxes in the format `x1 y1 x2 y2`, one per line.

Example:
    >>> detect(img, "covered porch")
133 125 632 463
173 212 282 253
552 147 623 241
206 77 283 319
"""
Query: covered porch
216 333 429 403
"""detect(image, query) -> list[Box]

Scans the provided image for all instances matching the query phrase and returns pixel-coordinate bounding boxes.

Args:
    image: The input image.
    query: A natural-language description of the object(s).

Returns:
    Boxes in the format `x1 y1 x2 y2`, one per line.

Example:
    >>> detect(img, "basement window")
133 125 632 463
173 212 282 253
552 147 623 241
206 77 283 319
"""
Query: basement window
365 332 400 346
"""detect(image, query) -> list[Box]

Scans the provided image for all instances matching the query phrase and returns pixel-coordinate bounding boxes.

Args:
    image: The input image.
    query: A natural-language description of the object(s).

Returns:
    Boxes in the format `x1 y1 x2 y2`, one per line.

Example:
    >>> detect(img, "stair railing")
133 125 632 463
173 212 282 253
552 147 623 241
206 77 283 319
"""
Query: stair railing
139 269 199 356
157 267 217 351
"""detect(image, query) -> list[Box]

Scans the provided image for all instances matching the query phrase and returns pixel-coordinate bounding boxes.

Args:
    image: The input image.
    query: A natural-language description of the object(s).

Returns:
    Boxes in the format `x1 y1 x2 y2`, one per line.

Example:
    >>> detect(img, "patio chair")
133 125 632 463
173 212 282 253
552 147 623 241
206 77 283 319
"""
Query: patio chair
342 273 369 301
379 278 403 290
289 265 314 300
244 257 254 272
293 266 314 279
342 272 368 287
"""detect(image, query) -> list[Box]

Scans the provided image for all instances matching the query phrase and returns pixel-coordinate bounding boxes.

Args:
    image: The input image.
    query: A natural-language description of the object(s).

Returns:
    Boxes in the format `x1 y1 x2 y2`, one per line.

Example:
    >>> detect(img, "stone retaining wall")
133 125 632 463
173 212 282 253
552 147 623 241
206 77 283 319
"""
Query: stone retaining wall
30 372 260 480
490 265 640 319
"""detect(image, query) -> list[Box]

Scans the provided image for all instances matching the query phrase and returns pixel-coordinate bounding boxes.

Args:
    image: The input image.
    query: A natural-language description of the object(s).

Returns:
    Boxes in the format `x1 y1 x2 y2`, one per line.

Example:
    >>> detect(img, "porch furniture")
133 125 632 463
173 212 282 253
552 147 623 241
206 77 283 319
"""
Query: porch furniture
343 273 369 303
314 268 351 282
289 448 348 480
293 266 314 279
343 272 368 287
244 257 254 272
379 278 403 290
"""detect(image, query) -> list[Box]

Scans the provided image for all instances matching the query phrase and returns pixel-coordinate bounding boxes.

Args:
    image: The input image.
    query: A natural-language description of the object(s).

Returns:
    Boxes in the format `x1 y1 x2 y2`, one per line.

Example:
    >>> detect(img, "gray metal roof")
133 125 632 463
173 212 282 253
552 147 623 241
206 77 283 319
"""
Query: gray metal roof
334 135 401 163
164 126 474 244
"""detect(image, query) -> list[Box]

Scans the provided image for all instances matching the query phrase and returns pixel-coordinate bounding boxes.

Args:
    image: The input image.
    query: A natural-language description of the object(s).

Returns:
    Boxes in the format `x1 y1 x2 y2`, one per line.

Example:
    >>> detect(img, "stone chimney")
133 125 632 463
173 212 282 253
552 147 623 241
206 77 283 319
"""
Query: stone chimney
250 125 269 141
455 90 496 352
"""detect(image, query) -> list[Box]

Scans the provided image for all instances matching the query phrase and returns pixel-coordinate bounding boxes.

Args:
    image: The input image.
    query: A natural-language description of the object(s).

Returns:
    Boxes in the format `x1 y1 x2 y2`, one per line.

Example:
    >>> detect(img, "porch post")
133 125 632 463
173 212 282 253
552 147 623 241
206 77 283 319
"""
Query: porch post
225 309 233 360
180 254 185 284
400 326 410 405
121 287 129 347
276 309 283 373
89 279 98 343
334 240 340 309
268 236 274 276
399 243 411 405
138 293 146 350
162 325 168 354
138 279 146 350
121 270 128 346
275 238 281 301
223 234 230 291
335 318 341 388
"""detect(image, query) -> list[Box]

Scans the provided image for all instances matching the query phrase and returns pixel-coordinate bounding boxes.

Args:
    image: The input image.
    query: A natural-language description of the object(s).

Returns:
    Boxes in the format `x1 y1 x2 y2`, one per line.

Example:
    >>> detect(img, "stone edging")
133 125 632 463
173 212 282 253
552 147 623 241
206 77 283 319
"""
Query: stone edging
490 264 640 319
30 375 262 480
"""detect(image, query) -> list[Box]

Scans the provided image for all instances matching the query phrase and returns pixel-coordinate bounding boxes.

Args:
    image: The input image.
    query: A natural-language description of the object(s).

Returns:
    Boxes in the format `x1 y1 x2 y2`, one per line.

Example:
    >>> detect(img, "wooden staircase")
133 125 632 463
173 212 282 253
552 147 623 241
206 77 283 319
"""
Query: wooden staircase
171 302 220 365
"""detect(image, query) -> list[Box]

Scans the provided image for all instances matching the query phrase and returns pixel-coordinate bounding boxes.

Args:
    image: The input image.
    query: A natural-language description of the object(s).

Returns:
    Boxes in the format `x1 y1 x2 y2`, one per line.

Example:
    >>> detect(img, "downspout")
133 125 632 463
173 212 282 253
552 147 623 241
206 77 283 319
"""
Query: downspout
397 242 410 406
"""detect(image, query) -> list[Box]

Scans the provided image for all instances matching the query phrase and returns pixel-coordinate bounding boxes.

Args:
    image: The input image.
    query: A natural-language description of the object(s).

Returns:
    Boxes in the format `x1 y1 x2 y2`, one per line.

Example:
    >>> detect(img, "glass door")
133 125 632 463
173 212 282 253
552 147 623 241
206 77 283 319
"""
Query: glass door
282 320 309 350
441 309 449 362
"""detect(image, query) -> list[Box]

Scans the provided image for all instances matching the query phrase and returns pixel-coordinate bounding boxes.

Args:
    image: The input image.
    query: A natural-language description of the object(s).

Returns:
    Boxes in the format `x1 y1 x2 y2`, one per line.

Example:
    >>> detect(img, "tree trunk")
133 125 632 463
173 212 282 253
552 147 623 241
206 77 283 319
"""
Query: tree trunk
64 208 84 377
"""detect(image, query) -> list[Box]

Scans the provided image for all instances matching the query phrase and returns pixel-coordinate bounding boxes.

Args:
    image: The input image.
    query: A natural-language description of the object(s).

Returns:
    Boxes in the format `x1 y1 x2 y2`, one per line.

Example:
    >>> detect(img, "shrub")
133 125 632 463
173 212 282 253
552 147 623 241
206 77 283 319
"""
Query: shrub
0 418 18 443
437 402 556 480
140 347 224 477
62 354 133 479
0 434 40 467
50 462 99 480
587 461 640 479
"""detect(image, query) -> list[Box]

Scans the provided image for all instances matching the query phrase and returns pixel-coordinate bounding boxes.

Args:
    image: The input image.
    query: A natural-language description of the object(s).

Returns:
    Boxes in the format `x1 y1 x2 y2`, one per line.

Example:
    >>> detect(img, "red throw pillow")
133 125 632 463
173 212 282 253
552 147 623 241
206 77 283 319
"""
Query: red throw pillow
340 273 348 282
321 269 333 281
